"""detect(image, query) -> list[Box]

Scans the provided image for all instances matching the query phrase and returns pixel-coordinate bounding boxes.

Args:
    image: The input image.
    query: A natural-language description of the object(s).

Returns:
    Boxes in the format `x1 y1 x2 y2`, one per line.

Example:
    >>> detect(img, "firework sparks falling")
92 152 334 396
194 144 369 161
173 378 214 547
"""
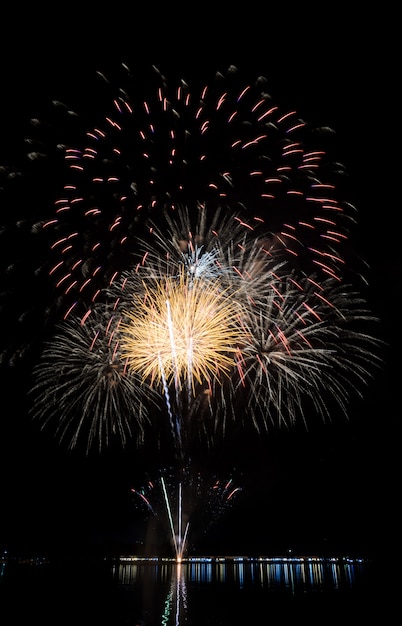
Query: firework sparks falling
231 272 382 432
28 306 159 453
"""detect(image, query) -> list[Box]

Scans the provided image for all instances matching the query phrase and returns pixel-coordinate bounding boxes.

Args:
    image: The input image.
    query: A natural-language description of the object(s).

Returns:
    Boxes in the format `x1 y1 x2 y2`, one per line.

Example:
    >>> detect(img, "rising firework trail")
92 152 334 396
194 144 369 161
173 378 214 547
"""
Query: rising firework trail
131 466 242 560
160 476 189 562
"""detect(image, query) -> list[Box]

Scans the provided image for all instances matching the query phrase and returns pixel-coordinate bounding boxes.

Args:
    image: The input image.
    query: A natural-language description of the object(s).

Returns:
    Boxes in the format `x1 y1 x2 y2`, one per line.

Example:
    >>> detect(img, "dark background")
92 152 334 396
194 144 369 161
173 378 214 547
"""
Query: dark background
0 8 398 563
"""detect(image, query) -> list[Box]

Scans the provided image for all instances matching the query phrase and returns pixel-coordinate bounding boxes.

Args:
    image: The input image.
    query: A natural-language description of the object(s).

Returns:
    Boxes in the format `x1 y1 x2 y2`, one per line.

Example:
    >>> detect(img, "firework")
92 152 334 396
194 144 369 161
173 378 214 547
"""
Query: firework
120 269 242 390
29 207 382 456
2 64 383 457
230 272 382 431
131 465 242 560
17 64 364 326
28 306 160 453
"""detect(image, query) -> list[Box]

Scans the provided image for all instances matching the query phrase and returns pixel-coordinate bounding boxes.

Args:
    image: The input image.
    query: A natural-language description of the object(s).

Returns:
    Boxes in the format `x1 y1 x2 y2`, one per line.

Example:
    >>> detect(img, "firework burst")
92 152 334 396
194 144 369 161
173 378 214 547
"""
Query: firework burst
120 269 242 390
1 64 383 458
28 206 382 456
28 307 159 453
18 63 363 326
230 272 382 432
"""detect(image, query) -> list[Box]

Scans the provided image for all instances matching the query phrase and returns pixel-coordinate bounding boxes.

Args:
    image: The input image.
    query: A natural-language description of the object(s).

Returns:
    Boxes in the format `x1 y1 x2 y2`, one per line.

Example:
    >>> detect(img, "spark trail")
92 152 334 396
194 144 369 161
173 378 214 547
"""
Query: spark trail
131 466 242 560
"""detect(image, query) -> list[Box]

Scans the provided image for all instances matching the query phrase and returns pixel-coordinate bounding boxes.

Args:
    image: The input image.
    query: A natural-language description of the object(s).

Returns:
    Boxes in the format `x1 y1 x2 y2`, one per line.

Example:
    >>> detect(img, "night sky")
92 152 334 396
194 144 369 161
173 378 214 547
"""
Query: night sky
0 12 399 564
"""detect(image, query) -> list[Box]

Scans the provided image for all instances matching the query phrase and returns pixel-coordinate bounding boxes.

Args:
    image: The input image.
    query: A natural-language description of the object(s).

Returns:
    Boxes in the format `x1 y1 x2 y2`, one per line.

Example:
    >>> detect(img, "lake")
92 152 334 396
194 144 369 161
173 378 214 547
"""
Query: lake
0 555 392 625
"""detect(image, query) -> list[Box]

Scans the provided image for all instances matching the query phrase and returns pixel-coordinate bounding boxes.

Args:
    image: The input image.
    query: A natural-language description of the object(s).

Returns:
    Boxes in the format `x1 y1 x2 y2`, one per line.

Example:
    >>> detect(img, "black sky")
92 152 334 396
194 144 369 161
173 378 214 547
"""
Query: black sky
0 11 399 562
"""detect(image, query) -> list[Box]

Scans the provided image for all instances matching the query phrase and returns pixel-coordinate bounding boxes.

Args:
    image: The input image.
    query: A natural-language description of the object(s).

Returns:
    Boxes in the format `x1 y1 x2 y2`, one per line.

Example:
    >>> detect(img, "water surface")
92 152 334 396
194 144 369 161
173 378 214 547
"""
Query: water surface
0 555 389 625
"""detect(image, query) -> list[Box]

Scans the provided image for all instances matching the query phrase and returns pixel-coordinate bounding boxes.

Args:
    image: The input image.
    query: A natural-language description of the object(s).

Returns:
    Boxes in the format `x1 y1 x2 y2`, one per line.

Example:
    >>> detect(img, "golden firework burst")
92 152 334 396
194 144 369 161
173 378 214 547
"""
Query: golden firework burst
120 269 244 392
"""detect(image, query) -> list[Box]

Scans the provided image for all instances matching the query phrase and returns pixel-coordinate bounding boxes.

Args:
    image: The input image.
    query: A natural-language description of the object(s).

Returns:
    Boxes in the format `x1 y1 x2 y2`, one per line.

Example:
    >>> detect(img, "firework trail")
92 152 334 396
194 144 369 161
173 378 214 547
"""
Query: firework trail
1 64 383 457
131 465 242 559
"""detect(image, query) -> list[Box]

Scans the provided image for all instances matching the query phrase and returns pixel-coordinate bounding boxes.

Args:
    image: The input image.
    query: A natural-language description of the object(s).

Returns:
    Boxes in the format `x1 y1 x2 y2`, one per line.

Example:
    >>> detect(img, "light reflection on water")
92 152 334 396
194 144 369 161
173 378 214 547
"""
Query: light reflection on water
0 555 382 625
113 555 367 592
110 556 374 625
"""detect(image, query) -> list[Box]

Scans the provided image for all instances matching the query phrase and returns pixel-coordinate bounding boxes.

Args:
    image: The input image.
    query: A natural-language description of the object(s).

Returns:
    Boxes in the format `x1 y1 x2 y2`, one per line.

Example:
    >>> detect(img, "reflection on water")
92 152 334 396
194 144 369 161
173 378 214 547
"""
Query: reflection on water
114 555 367 591
111 556 374 625
0 555 384 625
